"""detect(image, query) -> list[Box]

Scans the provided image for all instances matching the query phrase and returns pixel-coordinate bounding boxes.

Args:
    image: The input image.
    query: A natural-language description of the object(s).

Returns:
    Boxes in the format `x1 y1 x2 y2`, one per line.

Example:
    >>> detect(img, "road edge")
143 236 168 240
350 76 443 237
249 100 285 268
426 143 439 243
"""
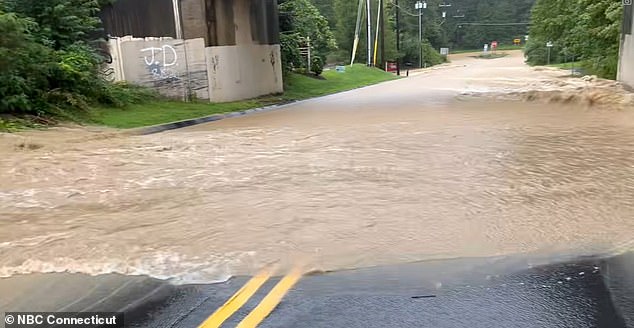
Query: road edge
129 77 403 135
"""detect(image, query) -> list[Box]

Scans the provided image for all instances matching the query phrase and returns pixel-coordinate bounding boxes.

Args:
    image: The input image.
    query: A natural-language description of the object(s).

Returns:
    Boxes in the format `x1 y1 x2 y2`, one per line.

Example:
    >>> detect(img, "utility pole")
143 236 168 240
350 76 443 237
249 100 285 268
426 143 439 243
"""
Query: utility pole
415 1 427 68
373 0 382 67
366 0 372 66
395 0 400 76
380 0 385 69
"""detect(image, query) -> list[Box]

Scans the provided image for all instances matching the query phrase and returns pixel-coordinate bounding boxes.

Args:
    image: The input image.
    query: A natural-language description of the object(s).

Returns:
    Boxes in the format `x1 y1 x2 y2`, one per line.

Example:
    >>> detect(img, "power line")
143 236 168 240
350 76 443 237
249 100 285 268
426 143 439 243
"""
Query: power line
390 2 421 17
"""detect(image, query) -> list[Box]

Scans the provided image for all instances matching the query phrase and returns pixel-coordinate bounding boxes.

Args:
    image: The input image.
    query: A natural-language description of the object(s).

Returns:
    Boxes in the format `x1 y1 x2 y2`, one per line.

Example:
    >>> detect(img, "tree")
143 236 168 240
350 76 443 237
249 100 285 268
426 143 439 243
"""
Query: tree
0 1 156 116
279 0 337 58
526 0 622 78
3 0 105 50
0 11 57 113
310 0 336 28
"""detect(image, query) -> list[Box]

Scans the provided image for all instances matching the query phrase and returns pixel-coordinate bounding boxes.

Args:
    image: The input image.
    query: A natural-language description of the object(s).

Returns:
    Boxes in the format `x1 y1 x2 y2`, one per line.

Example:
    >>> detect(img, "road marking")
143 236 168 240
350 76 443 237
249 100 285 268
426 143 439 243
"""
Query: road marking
198 267 274 328
236 267 303 328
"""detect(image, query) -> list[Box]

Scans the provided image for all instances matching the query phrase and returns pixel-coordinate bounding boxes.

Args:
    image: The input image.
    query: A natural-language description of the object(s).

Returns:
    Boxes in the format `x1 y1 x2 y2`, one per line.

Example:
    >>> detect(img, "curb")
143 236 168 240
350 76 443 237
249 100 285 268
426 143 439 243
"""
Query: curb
132 102 294 135
130 77 404 135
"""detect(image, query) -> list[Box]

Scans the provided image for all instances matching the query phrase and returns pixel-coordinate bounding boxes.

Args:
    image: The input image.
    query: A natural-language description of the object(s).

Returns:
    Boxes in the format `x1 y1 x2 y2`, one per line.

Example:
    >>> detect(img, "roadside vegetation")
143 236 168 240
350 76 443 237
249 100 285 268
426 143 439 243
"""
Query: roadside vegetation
307 0 535 67
525 0 622 79
89 64 397 129
0 0 159 127
0 0 395 132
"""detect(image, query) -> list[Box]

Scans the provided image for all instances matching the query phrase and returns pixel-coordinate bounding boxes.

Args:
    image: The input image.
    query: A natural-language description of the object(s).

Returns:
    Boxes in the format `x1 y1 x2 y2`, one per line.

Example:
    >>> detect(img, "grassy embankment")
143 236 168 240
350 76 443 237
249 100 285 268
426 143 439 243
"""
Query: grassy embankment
89 64 397 129
547 60 598 77
0 64 396 131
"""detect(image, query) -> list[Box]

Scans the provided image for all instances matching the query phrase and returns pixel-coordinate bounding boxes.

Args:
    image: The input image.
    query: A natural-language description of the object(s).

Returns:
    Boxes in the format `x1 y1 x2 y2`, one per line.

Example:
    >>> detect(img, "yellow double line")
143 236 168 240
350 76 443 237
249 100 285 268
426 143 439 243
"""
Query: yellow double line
198 266 303 328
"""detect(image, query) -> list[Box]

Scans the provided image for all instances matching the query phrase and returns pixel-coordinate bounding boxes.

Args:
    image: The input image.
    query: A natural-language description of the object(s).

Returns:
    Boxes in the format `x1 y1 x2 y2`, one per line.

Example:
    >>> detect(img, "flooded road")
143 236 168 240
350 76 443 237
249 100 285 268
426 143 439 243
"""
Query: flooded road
1 51 633 283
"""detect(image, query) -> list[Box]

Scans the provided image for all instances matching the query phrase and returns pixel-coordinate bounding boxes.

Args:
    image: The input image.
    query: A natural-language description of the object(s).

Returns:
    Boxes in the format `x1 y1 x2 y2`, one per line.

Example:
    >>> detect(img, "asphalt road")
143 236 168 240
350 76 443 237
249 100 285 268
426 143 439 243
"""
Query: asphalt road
129 252 633 328
1 52 633 328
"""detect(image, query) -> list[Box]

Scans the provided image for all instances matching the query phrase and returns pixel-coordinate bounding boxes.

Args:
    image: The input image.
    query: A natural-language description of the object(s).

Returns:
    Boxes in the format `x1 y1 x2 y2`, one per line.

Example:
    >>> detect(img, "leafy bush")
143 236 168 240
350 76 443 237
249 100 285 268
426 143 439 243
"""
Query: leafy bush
311 56 324 76
3 0 103 50
278 0 337 58
0 12 57 114
525 0 622 79
0 3 158 120
98 82 159 107
421 41 445 67
524 39 560 65
280 33 303 72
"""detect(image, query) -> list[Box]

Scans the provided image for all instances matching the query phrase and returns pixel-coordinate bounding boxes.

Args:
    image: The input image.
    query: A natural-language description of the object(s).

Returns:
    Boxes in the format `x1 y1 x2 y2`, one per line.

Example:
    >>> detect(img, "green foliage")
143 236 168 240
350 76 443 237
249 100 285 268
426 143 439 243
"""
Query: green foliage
333 0 358 62
0 2 157 120
526 0 622 79
310 0 336 28
4 0 103 50
0 118 22 132
400 35 445 67
329 0 531 67
311 56 324 75
280 33 303 72
448 0 534 50
421 41 445 66
279 0 337 58
97 83 159 108
0 12 57 113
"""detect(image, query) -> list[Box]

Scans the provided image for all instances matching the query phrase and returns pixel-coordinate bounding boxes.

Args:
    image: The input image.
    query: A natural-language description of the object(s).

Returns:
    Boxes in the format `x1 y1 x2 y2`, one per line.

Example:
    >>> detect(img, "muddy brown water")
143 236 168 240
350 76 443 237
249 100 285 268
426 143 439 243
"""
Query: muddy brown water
1 53 633 283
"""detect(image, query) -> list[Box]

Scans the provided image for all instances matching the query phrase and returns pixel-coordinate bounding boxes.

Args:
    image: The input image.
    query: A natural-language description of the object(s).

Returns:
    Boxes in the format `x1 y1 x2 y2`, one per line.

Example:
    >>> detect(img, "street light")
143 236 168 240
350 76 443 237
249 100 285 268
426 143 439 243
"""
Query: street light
415 1 427 68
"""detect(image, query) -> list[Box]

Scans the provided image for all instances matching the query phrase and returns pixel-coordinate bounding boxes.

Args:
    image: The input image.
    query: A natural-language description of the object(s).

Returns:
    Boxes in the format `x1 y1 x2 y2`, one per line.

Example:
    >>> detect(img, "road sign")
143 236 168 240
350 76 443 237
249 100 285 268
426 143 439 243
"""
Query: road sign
513 39 521 45
415 1 427 9
440 48 449 56
386 61 398 73
546 41 554 48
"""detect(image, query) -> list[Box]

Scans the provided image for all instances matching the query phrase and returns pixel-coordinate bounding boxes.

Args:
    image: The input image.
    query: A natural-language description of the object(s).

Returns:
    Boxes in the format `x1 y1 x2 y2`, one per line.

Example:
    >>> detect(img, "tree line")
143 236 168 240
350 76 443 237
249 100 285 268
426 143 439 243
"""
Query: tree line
0 0 155 118
524 0 623 78
284 0 625 80
280 0 536 70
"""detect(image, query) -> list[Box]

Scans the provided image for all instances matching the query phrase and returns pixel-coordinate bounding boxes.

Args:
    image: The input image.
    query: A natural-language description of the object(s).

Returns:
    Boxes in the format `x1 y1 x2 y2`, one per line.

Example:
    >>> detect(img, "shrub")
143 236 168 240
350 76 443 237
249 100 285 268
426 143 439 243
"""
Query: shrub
0 12 57 114
421 41 445 67
311 56 324 76
280 33 303 72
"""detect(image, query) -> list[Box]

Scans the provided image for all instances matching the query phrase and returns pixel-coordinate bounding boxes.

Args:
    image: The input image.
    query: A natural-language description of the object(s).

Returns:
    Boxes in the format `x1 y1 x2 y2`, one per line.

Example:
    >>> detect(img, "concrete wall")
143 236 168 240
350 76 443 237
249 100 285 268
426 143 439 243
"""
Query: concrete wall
109 37 210 100
104 0 283 103
206 44 283 102
618 5 634 88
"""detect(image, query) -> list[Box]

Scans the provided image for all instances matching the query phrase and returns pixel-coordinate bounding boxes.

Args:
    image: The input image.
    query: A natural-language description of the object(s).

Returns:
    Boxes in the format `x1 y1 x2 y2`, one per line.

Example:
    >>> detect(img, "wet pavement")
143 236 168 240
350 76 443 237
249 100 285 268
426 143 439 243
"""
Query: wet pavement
129 252 633 328
1 52 633 282
1 51 633 327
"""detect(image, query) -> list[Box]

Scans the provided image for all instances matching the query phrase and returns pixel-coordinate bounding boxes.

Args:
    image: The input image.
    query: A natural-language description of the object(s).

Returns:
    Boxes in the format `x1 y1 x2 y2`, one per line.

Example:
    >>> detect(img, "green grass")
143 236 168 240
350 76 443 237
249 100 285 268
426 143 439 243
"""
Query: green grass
0 116 48 132
548 61 583 69
473 52 509 59
545 60 597 77
88 64 397 129
451 45 524 54
89 100 266 129
281 64 398 100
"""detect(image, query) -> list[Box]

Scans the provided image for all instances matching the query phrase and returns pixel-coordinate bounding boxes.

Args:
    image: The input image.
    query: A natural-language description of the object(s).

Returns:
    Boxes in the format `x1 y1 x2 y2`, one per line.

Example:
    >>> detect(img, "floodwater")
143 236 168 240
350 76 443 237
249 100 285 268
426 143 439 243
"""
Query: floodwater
1 51 633 283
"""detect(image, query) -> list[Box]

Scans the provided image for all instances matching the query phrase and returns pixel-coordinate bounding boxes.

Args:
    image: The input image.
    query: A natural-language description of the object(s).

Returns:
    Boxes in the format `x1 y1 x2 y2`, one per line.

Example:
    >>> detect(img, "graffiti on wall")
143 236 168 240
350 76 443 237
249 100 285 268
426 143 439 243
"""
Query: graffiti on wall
141 45 179 80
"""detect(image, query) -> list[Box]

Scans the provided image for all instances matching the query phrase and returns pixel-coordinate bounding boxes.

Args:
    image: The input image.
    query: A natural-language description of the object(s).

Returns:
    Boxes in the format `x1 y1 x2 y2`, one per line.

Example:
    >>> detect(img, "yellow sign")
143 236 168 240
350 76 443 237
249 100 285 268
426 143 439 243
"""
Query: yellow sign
514 39 521 45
